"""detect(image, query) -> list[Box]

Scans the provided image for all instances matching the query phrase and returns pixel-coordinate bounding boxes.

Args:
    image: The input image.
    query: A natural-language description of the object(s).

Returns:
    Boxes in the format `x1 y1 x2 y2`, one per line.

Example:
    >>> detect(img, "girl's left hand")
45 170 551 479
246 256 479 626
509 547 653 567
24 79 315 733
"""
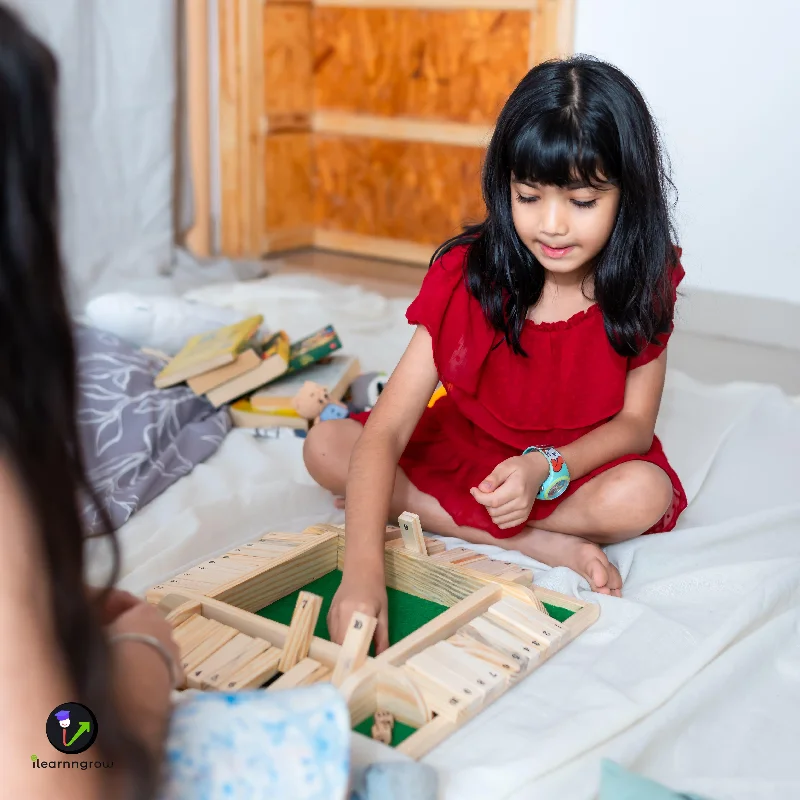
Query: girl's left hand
470 453 550 529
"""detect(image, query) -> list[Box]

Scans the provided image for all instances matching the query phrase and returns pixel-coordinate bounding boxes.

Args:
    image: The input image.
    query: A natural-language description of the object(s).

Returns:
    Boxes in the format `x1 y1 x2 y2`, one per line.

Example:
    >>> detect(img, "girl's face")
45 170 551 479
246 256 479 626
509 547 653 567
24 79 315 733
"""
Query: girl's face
510 175 620 277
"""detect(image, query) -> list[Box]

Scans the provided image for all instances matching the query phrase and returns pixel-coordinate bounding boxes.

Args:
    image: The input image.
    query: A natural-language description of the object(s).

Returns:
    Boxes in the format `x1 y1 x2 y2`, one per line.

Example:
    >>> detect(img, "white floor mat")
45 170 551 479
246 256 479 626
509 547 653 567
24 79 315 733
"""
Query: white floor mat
100 274 800 800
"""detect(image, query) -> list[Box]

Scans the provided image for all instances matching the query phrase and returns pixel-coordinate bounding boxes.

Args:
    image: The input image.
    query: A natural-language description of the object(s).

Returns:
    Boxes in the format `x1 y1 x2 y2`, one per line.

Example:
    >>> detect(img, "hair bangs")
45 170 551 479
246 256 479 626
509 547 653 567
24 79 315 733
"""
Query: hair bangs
507 112 612 190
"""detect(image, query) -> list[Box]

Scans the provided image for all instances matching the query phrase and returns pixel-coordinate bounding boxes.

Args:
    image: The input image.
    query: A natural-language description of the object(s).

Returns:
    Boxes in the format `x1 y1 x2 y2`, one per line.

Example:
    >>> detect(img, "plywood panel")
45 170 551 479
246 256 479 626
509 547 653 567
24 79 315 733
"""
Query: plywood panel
313 8 529 124
314 135 485 244
264 4 312 114
219 0 265 257
265 133 313 231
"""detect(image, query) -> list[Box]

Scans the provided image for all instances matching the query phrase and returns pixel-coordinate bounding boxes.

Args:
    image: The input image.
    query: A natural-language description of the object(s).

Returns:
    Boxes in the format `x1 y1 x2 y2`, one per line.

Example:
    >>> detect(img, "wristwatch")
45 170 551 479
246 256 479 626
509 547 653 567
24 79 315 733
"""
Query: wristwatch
522 445 571 500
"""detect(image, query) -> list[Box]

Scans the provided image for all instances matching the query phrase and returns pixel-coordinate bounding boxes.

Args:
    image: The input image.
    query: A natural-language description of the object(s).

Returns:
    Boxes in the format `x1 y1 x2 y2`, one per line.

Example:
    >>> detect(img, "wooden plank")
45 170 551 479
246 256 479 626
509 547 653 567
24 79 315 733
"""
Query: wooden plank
405 652 488 717
395 715 457 760
278 592 323 672
529 0 575 67
398 511 427 555
486 599 565 647
447 632 522 682
313 229 434 267
459 617 540 673
312 111 492 147
269 657 327 691
203 638 273 690
155 589 343 668
424 641 508 698
182 624 239 675
226 647 283 690
375 585 502 667
218 0 265 257
187 632 257 689
185 0 211 256
331 611 377 687
211 535 338 612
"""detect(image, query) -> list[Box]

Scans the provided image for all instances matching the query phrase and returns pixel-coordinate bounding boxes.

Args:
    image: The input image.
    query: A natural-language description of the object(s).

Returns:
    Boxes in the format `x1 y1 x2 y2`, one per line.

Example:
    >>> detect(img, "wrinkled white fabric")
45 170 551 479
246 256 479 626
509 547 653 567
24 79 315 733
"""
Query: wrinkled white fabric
102 276 800 800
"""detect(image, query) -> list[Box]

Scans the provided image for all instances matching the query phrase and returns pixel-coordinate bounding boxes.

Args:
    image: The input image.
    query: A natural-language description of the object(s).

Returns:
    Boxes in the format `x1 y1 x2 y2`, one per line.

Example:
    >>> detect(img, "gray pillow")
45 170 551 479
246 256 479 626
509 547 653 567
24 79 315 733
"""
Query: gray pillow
74 325 231 531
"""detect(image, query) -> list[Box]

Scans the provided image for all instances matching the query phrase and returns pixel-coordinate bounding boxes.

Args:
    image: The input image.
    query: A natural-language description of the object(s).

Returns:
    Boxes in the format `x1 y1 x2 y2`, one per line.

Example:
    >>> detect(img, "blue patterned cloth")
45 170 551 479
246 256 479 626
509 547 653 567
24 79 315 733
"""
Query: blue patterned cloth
158 685 351 800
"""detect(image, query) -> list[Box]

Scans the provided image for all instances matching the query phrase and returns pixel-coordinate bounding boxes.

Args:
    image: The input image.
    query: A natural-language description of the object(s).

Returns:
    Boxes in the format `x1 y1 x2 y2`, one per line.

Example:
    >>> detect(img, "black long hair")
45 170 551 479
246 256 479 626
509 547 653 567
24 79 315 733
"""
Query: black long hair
0 7 155 797
433 55 679 356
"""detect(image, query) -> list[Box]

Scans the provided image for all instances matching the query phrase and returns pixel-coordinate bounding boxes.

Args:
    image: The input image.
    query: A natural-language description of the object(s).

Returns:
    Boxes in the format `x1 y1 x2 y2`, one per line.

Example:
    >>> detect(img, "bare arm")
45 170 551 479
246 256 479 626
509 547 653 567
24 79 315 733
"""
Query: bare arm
343 326 439 573
559 350 668 479
328 326 439 649
0 460 104 799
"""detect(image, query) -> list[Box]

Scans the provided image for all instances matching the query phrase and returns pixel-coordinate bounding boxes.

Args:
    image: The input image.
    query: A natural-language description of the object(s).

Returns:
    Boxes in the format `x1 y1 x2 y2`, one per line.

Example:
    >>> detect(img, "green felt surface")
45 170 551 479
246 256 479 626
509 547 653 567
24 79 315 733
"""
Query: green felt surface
256 569 448 647
543 602 574 622
257 570 575 747
353 716 417 747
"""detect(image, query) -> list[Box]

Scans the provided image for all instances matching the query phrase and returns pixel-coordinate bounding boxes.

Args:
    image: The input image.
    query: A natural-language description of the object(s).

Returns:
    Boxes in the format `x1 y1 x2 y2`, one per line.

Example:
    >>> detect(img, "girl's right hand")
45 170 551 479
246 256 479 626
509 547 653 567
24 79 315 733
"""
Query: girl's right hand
328 574 389 654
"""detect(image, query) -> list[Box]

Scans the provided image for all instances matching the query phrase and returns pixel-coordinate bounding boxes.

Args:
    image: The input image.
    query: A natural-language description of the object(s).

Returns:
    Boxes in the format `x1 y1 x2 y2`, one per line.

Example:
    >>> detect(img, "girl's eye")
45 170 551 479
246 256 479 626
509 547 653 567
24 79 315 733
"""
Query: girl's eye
571 199 597 209
515 193 538 204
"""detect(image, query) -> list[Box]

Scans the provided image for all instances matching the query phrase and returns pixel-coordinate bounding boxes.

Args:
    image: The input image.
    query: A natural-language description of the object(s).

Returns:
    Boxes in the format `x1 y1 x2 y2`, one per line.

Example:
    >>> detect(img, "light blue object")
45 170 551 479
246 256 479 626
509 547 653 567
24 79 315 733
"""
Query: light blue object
350 762 438 800
319 403 350 422
600 760 712 800
158 685 351 800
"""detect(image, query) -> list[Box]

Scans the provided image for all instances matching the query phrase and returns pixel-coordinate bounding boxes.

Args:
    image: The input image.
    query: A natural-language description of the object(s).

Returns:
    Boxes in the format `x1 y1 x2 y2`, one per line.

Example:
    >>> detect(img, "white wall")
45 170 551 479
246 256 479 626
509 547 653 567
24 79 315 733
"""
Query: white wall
12 0 177 307
574 0 800 306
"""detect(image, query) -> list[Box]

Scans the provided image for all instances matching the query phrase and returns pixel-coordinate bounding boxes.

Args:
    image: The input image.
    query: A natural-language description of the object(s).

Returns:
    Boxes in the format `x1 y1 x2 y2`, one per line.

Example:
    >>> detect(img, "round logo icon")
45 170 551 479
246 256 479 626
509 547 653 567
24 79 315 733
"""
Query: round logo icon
46 702 98 755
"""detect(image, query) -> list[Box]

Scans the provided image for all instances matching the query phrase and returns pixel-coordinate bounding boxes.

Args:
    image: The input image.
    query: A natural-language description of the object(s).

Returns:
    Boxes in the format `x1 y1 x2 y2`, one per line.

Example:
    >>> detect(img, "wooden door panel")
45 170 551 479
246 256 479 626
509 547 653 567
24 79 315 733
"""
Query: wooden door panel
313 8 530 124
314 135 485 244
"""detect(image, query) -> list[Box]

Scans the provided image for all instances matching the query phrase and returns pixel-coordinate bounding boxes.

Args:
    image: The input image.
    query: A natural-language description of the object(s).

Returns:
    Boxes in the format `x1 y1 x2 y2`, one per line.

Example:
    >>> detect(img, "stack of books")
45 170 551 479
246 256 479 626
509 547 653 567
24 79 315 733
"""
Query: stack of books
154 316 360 431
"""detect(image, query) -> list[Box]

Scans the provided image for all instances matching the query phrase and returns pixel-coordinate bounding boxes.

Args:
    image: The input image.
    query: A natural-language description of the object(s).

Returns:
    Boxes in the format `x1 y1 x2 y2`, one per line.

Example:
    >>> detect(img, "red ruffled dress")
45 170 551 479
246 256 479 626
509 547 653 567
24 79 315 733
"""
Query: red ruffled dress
353 244 687 539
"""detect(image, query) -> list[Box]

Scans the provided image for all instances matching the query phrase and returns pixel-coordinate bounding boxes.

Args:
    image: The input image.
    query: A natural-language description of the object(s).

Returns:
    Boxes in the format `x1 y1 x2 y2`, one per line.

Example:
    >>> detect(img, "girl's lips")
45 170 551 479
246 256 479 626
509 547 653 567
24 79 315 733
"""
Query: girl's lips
539 243 574 259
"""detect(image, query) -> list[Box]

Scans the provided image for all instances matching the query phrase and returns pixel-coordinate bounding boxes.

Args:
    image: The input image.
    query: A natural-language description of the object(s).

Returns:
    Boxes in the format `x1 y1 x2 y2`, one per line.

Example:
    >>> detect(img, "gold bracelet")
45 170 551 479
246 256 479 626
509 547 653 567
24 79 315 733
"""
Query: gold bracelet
109 632 181 689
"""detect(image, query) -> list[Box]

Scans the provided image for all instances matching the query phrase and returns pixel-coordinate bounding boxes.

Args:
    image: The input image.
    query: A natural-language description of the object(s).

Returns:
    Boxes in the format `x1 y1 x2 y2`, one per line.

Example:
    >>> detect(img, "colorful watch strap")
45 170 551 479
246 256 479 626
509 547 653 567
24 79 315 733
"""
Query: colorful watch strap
523 445 571 500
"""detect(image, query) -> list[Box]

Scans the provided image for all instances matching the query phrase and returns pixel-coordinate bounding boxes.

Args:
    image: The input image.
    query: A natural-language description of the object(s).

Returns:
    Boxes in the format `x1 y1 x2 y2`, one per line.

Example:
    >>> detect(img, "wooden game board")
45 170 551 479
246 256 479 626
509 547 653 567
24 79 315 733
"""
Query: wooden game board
147 514 599 758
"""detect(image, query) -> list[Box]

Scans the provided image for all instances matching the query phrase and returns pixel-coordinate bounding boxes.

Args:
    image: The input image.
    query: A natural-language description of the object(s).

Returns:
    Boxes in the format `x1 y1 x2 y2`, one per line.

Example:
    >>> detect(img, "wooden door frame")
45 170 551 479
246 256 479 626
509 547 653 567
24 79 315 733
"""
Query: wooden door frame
187 0 575 261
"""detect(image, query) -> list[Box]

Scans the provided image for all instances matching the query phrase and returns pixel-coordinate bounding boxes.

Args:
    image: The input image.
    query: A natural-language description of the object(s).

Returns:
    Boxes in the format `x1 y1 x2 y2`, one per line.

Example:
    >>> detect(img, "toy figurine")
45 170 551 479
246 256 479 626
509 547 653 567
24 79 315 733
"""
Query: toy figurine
346 371 387 414
293 381 349 426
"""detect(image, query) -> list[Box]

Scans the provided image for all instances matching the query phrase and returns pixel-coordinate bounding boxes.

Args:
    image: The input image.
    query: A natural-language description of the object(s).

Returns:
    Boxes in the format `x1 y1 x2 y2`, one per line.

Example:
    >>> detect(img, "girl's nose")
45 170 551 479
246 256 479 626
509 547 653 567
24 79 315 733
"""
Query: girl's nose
539 200 568 237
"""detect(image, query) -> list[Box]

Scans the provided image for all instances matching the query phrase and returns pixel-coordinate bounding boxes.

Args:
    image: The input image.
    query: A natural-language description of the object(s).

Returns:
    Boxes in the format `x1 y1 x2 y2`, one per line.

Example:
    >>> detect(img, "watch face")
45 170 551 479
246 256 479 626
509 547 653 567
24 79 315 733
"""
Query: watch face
546 478 570 500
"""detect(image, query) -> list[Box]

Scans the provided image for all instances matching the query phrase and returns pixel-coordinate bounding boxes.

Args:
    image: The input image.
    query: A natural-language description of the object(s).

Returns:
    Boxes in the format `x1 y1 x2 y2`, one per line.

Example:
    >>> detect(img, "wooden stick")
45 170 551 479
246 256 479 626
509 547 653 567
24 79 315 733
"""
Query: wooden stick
270 657 325 691
225 647 282 690
203 638 273 690
187 632 256 689
331 611 377 687
278 591 322 672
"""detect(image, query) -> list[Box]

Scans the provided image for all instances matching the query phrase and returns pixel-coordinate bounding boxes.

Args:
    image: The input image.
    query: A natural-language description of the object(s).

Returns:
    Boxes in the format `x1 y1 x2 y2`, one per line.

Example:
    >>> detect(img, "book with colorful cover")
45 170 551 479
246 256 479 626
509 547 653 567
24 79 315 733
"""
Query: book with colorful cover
154 315 263 389
229 398 309 431
249 353 361 412
204 331 291 408
288 325 342 371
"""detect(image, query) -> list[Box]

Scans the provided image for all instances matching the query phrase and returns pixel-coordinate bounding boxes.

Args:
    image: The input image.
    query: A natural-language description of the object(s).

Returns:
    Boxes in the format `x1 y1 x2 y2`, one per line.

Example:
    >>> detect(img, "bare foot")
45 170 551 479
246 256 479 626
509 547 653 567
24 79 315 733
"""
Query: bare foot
333 495 345 510
519 526 622 597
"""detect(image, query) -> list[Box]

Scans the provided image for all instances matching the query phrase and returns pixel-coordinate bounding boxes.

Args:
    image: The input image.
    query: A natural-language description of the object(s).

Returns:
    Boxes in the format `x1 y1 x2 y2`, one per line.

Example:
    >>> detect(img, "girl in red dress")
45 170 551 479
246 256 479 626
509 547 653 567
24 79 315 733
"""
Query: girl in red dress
305 56 687 651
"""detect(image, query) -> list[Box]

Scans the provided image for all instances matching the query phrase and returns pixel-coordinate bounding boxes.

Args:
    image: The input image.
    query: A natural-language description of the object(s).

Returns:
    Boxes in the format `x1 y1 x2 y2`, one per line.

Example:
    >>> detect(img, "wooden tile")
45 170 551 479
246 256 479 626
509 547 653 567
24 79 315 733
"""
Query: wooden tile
203 638 273 690
331 611 377 687
278 591 323 672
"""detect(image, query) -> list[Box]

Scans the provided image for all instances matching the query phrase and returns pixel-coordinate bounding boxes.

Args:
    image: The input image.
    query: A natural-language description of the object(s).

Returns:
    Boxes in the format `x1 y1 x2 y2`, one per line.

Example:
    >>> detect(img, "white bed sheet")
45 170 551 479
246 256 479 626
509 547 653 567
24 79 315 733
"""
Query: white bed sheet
103 275 800 800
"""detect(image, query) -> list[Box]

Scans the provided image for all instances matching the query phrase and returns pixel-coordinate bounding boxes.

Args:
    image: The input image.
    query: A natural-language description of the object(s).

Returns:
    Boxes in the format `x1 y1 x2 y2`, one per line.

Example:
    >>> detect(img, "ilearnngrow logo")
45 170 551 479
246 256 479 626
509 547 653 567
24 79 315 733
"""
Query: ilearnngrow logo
31 754 114 770
34 702 112 769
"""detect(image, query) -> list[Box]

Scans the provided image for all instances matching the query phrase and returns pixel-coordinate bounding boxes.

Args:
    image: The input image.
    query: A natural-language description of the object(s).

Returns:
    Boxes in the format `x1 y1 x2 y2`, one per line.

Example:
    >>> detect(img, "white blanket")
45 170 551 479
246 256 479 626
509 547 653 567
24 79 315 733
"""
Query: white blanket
107 275 800 800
